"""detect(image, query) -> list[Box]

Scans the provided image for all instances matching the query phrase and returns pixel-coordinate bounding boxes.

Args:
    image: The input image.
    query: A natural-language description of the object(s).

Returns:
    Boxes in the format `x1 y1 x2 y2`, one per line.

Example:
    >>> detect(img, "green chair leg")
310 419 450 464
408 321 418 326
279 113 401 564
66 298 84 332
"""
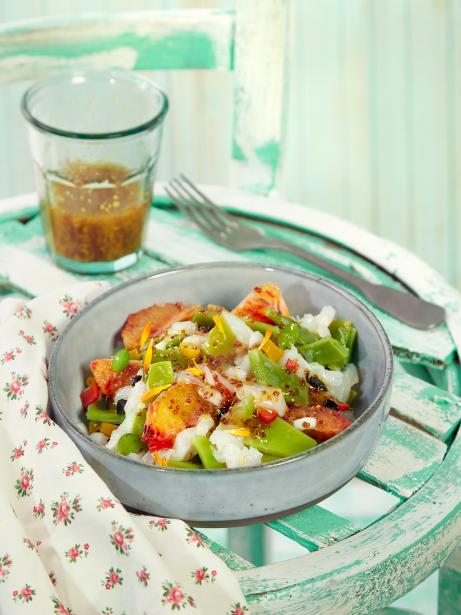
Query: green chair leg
438 548 461 615
228 525 265 567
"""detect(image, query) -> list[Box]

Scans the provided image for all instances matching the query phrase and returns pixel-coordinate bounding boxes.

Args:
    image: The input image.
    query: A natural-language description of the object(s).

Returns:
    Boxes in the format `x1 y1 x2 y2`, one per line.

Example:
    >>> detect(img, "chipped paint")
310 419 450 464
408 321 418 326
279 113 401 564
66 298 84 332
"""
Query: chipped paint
358 416 447 499
391 373 461 441
267 505 360 552
0 9 234 84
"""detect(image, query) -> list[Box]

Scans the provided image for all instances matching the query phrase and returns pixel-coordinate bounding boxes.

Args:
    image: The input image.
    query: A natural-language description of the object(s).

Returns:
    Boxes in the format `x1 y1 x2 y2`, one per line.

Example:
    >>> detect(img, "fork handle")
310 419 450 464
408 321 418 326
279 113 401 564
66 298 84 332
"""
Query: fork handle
262 237 445 329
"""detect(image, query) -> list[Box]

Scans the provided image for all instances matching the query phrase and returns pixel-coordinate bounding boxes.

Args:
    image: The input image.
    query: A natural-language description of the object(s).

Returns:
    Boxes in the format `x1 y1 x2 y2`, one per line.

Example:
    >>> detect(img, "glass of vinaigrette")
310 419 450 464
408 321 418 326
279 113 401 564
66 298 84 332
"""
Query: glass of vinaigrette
22 69 168 273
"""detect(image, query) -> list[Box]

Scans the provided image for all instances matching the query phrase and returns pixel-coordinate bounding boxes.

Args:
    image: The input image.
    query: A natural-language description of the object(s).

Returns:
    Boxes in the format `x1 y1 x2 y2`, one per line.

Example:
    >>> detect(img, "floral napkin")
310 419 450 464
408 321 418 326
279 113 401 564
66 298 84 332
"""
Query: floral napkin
0 281 249 615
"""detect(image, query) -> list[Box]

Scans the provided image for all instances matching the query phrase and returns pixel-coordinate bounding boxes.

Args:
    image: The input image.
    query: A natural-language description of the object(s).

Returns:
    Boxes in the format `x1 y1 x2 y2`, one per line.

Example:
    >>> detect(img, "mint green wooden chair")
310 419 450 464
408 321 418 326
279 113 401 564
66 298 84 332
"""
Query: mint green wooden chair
2 5 461 614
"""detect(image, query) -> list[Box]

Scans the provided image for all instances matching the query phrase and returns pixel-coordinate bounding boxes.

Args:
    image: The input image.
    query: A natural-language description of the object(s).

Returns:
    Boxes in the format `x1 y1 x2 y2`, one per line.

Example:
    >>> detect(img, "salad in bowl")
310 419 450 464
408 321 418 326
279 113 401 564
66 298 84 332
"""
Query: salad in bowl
80 282 359 470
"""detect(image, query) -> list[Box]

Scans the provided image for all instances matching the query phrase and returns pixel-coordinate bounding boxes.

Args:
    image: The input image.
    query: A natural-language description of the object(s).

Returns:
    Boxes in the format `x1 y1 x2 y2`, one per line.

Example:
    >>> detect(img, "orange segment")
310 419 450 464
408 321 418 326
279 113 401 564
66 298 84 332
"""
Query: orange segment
231 282 290 324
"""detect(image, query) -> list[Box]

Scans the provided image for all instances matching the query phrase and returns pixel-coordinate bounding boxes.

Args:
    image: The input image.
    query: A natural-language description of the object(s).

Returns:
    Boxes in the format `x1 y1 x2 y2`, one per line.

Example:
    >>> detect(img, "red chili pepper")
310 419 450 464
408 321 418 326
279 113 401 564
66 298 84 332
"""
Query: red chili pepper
257 408 278 424
337 404 350 411
285 359 299 373
80 383 100 411
148 437 174 452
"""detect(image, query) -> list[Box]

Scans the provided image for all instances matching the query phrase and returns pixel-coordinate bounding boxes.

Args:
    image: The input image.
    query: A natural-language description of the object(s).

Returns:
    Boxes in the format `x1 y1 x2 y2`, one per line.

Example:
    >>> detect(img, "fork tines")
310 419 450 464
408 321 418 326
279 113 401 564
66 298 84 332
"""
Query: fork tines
166 175 237 234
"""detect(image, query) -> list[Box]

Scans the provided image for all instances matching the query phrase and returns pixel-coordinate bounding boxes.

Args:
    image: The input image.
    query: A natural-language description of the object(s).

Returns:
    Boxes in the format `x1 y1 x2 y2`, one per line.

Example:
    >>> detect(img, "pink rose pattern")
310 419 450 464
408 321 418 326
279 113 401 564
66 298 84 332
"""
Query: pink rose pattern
15 467 34 498
50 595 74 614
186 530 204 548
65 543 89 563
150 518 171 532
59 295 81 319
14 306 31 320
50 493 82 526
161 580 196 610
3 371 28 401
1 285 248 615
101 567 123 589
12 584 36 604
109 522 134 556
10 440 27 462
63 461 84 476
36 437 56 454
192 566 216 585
136 566 150 587
33 499 45 519
226 604 249 615
23 538 36 551
96 497 115 512
34 404 54 426
43 319 58 341
18 330 36 346
0 554 12 583
1 348 19 365
19 400 29 418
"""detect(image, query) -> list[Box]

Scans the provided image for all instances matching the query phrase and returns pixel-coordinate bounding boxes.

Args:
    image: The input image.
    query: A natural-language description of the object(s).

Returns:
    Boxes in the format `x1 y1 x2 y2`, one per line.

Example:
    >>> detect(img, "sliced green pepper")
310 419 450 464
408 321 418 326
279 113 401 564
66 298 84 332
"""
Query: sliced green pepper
264 308 319 345
192 310 219 329
192 436 226 469
167 459 204 470
202 317 236 356
346 326 357 361
241 319 280 339
242 417 316 457
298 336 349 366
132 407 147 440
165 334 187 349
278 323 300 350
117 433 139 456
230 395 255 421
87 404 125 425
147 361 175 389
261 453 283 463
248 349 309 405
329 320 352 346
152 347 188 369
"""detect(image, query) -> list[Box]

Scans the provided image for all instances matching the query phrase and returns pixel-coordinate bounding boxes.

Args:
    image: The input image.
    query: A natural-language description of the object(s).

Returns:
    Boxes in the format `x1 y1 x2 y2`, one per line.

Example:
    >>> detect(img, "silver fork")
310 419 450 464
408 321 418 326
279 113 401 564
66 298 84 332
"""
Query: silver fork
165 175 445 330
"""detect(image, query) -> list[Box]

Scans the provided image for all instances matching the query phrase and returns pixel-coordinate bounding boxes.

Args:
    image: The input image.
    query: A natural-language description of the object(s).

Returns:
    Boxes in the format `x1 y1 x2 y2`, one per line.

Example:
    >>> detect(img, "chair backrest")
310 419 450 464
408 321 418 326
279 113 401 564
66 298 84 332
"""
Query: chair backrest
0 1 291 197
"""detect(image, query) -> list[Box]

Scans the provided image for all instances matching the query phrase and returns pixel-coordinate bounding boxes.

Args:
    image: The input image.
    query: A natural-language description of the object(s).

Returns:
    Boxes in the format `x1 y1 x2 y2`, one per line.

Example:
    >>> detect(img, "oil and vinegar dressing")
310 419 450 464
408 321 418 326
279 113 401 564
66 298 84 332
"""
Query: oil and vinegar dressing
40 161 152 263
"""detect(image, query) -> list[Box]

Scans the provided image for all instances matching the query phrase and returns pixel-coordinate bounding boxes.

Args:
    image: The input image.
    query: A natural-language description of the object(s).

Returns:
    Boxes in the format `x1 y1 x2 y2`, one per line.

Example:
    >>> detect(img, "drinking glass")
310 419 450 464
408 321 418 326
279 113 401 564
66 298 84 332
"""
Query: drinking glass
22 69 168 273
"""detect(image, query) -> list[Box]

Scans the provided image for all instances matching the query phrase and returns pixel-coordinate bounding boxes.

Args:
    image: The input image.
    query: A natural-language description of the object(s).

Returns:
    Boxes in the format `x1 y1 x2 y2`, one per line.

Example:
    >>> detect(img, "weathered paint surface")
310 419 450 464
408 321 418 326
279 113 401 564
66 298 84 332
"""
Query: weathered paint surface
391 372 461 442
231 0 290 195
428 362 461 397
358 416 447 499
438 548 461 615
0 10 234 83
233 423 461 613
194 530 255 572
374 609 424 615
266 505 360 552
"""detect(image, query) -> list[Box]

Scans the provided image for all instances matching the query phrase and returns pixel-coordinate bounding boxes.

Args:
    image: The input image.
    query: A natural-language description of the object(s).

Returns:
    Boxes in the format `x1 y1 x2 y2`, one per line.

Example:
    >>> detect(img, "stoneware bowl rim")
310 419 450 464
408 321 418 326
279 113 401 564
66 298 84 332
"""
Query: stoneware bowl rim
49 262 394 477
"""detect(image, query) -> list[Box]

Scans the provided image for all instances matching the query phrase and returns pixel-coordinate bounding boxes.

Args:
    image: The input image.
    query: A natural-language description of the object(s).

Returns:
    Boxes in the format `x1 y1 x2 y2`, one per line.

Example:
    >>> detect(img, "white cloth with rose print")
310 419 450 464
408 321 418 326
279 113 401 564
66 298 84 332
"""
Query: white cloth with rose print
0 281 250 615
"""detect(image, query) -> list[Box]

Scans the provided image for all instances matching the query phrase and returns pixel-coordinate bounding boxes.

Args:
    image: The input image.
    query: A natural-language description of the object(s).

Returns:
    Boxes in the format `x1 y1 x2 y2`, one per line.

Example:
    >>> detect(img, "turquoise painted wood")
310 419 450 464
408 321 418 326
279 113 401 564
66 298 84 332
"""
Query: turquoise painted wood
194 530 255 572
438 549 461 615
358 416 447 500
391 373 461 442
266 506 360 552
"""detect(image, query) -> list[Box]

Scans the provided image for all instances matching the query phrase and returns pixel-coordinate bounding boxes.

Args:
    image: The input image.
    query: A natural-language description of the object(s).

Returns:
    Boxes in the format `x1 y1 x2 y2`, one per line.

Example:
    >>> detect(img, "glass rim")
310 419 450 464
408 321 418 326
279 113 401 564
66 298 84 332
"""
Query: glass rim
21 68 169 140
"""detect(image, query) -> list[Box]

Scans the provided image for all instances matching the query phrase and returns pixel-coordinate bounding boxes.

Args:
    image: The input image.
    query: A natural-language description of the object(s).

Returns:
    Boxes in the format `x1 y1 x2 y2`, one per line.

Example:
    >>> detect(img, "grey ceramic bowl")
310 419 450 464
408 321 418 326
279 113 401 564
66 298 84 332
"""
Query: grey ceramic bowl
49 262 393 526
